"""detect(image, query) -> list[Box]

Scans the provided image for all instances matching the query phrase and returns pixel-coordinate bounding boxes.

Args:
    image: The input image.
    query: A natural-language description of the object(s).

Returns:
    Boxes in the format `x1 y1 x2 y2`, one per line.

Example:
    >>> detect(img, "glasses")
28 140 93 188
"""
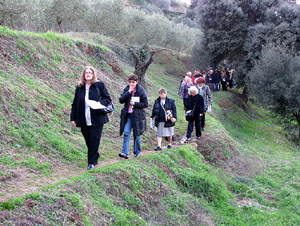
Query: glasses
128 81 137 83
85 69 94 74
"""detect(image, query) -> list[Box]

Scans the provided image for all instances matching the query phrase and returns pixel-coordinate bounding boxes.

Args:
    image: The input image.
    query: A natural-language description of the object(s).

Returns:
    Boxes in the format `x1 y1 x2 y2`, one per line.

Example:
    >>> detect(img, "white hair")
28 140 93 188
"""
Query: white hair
185 76 191 83
188 86 199 95
186 71 192 76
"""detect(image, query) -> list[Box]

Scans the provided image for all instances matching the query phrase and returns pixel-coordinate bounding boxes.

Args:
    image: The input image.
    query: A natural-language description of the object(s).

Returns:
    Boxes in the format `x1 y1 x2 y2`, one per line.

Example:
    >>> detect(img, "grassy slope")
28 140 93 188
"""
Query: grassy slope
0 27 300 225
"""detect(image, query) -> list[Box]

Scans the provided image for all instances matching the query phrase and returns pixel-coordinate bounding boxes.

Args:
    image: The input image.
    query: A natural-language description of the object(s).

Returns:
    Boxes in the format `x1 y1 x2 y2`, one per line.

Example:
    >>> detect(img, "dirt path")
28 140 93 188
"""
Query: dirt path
0 140 198 202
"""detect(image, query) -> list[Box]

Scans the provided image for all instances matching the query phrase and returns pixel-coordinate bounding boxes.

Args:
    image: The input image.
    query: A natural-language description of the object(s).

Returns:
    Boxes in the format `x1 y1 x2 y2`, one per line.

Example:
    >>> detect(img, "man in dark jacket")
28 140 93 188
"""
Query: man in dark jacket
119 74 148 159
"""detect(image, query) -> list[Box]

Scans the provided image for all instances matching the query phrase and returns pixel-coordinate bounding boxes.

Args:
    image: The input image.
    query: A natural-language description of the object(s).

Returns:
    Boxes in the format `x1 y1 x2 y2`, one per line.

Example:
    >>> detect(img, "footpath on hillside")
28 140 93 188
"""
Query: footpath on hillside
0 137 199 202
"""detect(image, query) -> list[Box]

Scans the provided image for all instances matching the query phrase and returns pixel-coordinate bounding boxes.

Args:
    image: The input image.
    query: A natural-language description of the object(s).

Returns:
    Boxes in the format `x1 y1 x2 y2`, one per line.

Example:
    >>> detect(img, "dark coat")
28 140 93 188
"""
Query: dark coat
151 96 177 128
119 84 148 136
70 82 112 127
186 94 204 121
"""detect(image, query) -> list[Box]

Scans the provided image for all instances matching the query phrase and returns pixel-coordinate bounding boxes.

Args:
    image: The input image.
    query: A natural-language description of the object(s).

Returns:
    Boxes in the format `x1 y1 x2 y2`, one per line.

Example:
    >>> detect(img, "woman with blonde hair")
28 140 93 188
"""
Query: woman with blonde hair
70 66 112 170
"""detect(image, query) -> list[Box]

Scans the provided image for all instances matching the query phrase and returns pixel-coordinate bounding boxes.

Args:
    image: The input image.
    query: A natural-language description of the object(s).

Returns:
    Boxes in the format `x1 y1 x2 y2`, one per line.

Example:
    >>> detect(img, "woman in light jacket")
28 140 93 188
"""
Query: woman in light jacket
195 77 212 131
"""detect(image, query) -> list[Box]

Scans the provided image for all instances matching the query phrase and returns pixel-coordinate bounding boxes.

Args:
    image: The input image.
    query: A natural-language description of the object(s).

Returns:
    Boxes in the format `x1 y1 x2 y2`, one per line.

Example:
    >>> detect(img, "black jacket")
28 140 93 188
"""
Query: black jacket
186 94 204 121
119 84 148 136
70 82 111 127
151 97 177 128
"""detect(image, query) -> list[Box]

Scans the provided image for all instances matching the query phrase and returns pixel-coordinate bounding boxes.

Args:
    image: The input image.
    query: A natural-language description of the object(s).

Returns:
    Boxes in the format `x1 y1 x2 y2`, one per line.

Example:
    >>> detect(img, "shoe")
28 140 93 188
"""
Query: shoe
119 153 129 159
154 147 162 151
185 137 191 141
202 127 205 131
87 164 94 170
134 153 141 157
167 145 172 149
196 136 201 139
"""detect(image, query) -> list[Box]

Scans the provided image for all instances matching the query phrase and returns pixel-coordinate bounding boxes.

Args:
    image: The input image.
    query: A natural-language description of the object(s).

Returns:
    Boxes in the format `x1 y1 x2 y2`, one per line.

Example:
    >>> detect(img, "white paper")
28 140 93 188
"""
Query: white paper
86 99 106 109
131 97 140 103
150 118 154 129
207 105 212 112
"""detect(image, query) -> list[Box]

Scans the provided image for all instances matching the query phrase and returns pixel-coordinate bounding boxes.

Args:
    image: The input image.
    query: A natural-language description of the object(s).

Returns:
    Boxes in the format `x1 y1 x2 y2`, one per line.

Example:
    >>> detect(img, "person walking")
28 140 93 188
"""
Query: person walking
151 88 177 151
185 86 204 141
195 77 212 131
180 76 193 111
70 66 112 170
119 74 148 159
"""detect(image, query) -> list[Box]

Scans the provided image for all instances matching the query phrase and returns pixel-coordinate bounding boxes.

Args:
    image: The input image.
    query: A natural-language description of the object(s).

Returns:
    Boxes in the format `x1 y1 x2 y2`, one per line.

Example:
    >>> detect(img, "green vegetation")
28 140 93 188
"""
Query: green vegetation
1 27 300 225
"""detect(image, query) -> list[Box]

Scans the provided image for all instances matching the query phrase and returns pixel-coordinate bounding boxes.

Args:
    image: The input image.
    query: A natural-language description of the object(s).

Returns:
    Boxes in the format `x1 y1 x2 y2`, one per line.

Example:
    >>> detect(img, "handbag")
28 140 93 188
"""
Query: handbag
185 104 195 121
102 102 115 113
185 110 194 121
96 85 115 114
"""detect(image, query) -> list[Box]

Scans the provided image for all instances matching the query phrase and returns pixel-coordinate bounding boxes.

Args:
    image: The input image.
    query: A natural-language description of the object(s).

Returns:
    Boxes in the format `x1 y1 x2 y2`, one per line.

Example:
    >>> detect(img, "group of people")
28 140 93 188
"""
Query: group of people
70 66 214 170
180 68 235 93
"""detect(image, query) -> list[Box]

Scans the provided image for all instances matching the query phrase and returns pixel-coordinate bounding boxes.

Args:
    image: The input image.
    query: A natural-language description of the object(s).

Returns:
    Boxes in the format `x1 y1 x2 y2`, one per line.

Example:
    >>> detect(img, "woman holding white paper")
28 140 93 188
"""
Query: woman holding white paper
119 74 148 159
70 66 112 170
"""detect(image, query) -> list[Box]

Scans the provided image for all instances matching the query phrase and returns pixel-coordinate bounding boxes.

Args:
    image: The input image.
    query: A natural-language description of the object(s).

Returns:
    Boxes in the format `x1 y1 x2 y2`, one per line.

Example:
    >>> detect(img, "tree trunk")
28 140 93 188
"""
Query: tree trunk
10 14 14 30
131 48 155 90
242 86 249 104
297 114 300 141
0 12 8 26
56 16 64 33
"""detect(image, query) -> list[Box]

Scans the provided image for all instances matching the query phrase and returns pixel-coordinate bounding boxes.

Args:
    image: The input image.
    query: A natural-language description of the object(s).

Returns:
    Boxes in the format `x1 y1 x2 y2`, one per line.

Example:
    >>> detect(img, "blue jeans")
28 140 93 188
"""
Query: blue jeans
122 113 141 155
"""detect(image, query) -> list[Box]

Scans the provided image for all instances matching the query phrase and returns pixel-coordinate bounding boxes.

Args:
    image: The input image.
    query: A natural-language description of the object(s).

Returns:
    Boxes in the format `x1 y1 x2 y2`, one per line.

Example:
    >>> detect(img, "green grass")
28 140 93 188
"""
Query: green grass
1 27 300 225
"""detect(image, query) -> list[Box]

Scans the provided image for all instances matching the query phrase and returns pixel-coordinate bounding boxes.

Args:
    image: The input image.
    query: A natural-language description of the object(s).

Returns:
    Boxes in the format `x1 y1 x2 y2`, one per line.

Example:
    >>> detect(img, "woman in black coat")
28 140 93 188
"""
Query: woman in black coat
119 74 148 159
185 86 204 141
70 66 112 170
151 88 177 151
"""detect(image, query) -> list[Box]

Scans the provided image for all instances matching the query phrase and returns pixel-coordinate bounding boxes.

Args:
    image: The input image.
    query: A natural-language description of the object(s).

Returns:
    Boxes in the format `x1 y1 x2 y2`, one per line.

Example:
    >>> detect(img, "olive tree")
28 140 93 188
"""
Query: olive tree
247 46 300 140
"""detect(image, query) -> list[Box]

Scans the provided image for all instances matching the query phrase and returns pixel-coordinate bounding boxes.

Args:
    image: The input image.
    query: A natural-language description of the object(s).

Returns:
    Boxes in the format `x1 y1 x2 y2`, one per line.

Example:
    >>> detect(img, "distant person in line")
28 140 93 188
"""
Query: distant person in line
185 86 204 141
195 77 212 131
70 66 112 170
229 69 235 88
119 74 148 159
221 70 228 91
178 74 186 96
151 88 177 151
206 69 214 91
180 76 193 111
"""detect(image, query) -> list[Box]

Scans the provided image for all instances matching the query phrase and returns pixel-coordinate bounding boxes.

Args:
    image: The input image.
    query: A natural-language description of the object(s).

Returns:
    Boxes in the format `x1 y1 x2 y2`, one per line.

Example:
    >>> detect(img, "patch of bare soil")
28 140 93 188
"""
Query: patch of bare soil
0 197 85 226
198 133 265 178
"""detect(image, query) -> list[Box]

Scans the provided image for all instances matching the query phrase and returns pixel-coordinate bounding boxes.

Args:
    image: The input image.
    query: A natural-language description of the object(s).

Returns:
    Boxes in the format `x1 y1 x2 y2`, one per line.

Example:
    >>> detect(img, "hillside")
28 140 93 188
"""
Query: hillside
1 27 300 226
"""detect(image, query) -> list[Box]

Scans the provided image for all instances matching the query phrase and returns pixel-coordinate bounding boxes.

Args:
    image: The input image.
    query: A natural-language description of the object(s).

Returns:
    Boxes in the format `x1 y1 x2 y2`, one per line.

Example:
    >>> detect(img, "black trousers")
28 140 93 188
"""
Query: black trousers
81 125 103 165
186 118 201 138
183 98 188 110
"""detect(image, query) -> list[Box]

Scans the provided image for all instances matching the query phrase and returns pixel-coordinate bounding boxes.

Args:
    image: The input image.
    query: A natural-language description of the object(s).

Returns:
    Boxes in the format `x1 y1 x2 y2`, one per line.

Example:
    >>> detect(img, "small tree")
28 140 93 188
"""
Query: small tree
0 0 29 29
48 0 87 32
247 46 300 140
130 46 156 89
